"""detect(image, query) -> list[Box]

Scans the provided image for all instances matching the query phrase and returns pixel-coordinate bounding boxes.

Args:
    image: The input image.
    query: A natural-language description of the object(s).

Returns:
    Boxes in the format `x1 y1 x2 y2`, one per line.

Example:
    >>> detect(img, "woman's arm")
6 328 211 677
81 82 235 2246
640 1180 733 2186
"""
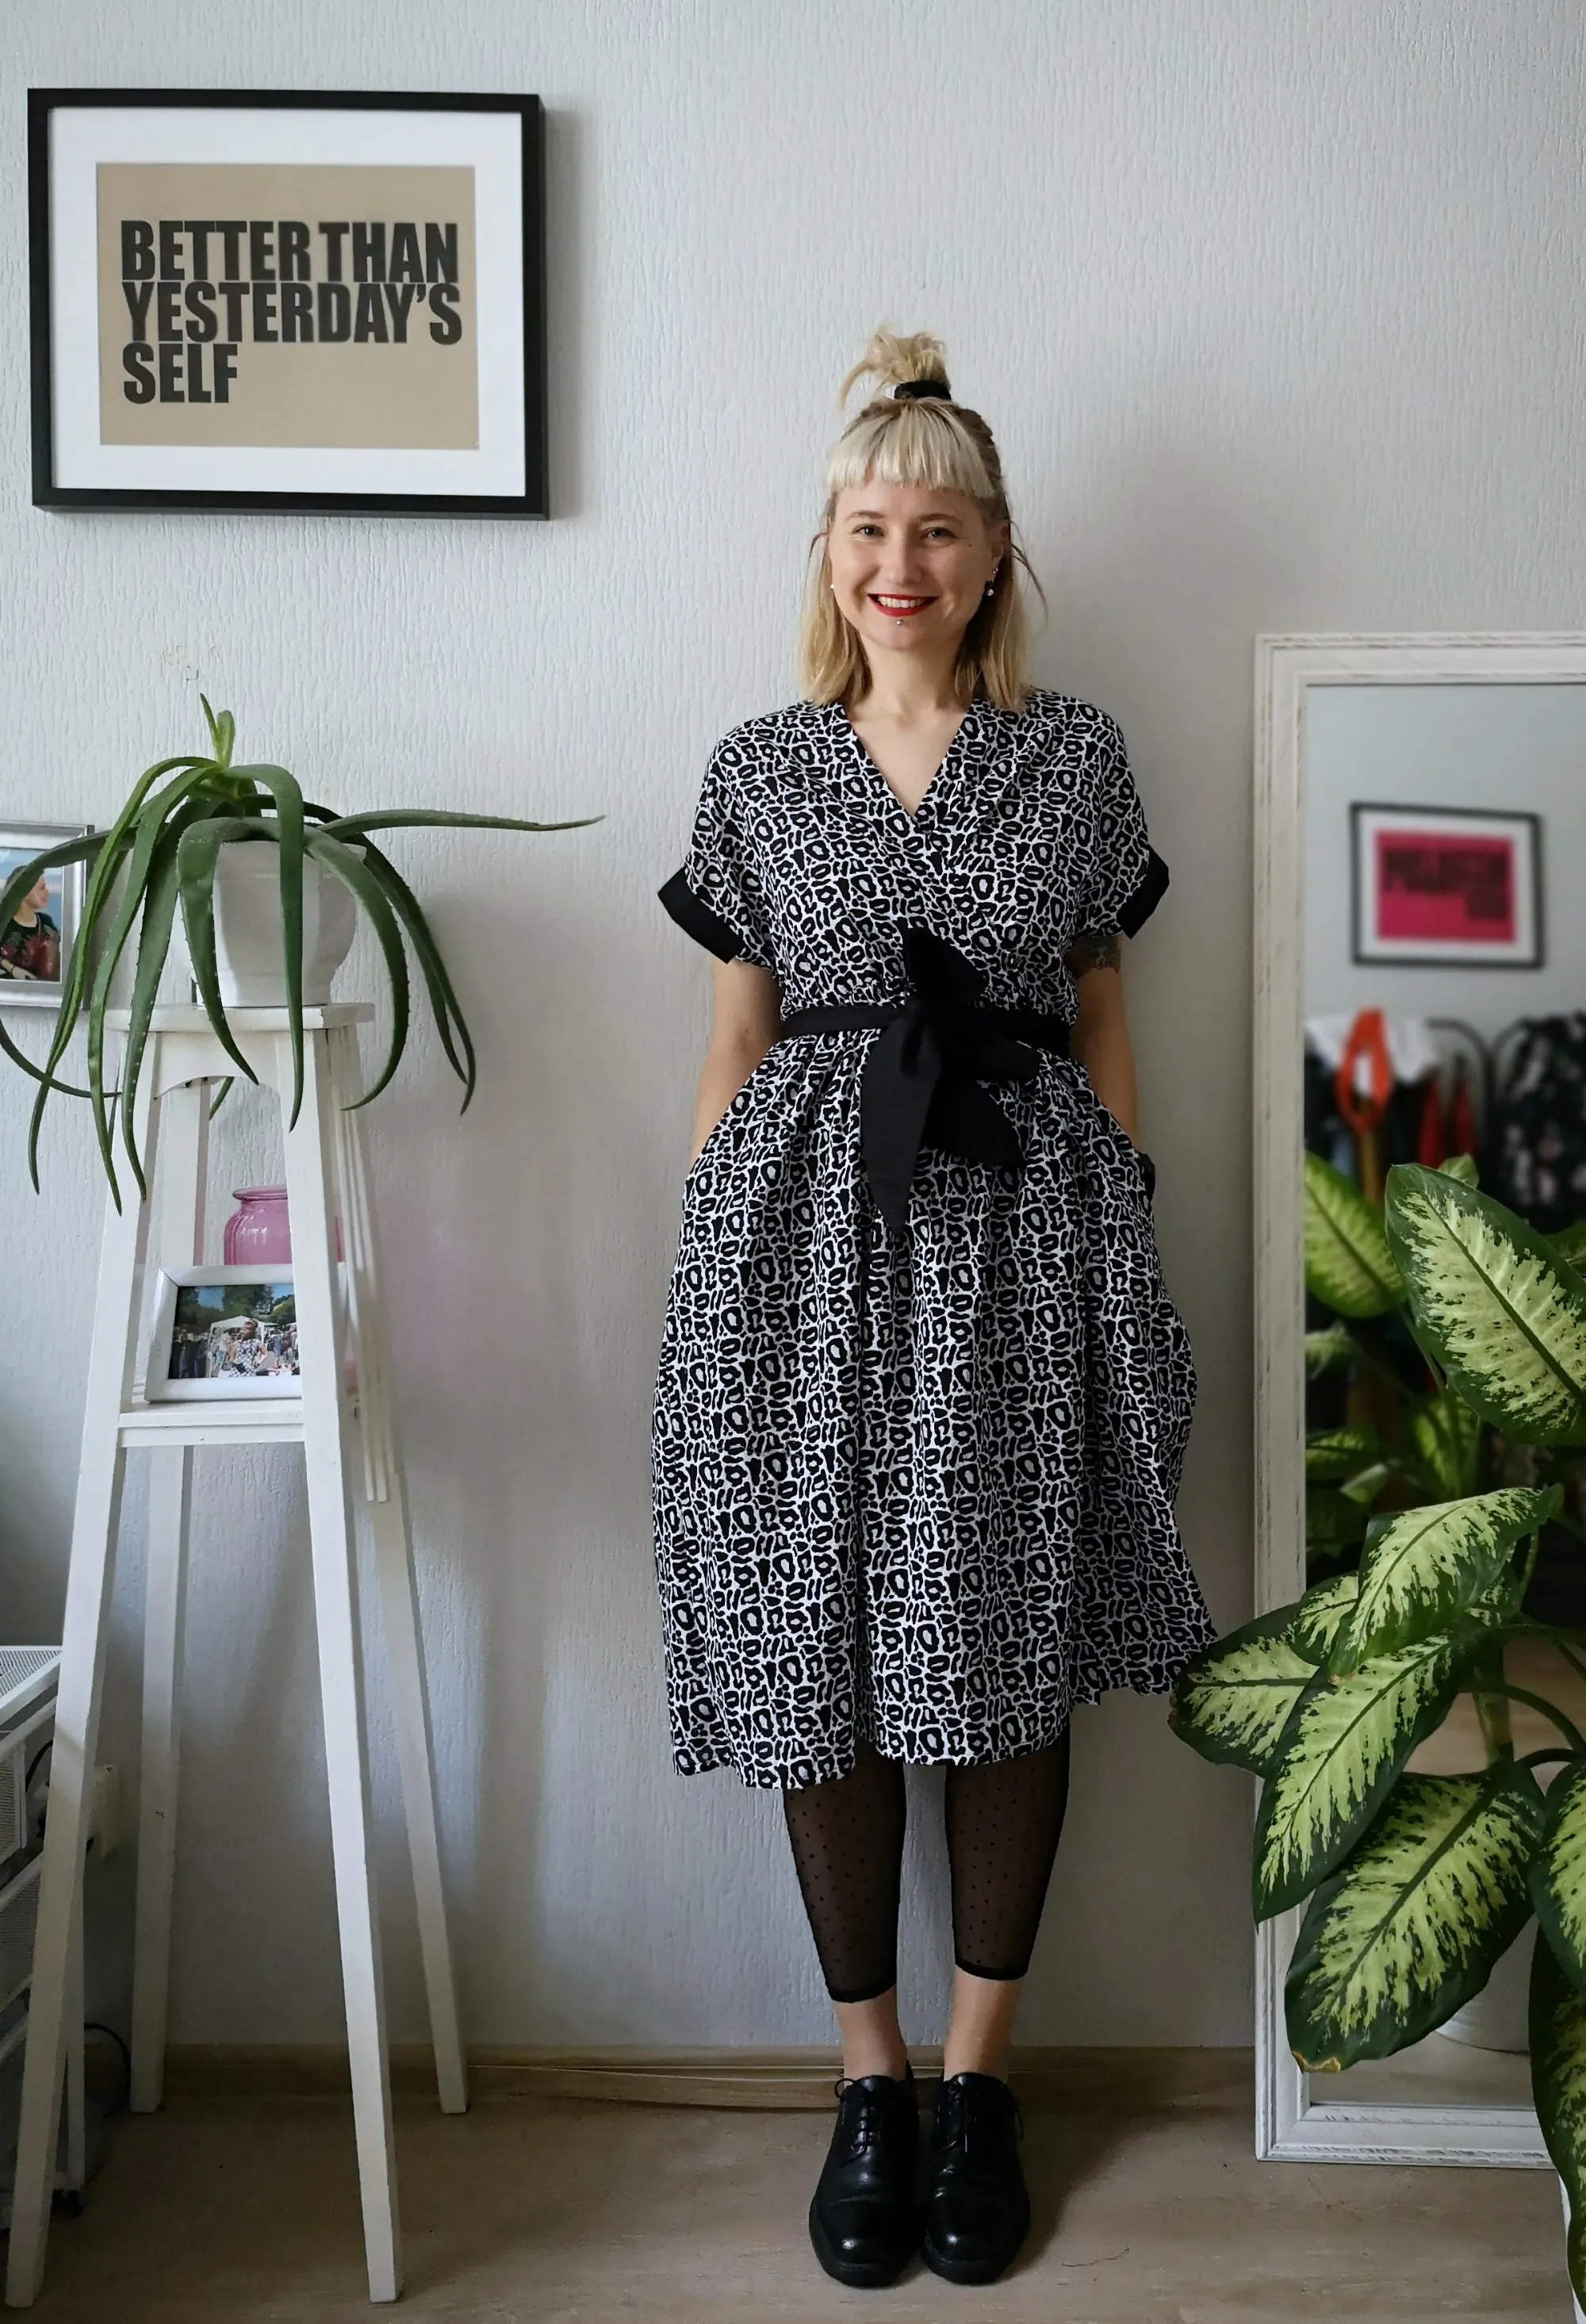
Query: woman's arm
1064 934 1139 1145
688 957 783 1164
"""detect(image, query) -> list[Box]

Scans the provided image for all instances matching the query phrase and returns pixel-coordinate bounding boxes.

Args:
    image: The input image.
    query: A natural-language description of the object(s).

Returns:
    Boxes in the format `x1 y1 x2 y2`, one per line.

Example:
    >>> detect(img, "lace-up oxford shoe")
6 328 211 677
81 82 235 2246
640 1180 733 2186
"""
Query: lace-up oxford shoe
921 2069 1031 2284
807 2067 920 2286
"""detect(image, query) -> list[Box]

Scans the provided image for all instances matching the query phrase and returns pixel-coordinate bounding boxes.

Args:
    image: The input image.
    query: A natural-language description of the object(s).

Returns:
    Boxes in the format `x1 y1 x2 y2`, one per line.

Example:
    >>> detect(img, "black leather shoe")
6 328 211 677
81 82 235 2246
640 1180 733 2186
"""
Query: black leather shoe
807 2068 919 2287
921 2070 1031 2284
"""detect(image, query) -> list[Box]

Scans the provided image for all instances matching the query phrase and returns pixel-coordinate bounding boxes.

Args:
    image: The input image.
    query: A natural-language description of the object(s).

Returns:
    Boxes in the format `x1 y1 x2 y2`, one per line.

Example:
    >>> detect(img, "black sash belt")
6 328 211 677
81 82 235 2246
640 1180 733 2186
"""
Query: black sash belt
773 926 1071 1233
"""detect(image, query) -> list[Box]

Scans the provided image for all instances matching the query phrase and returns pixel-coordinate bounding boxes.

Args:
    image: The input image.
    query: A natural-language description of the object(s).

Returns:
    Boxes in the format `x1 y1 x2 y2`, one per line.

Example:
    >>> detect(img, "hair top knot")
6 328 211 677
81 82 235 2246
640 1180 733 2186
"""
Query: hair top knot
892 378 953 403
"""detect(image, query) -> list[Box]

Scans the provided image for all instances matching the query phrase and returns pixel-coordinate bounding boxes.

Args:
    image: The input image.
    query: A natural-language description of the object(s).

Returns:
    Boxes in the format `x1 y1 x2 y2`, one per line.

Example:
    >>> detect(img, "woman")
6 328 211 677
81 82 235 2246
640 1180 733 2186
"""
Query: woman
653 328 1216 2289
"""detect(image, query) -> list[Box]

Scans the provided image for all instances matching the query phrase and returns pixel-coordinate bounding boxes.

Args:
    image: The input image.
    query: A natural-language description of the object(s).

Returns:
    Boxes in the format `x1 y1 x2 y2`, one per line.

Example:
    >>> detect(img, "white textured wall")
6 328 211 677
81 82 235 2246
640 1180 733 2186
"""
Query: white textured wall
2 0 1583 2051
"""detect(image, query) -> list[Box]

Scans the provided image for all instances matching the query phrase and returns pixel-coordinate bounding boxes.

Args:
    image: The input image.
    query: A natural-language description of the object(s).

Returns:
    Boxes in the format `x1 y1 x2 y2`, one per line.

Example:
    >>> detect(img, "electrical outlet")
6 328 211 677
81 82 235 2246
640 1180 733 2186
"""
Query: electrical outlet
84 1764 124 1858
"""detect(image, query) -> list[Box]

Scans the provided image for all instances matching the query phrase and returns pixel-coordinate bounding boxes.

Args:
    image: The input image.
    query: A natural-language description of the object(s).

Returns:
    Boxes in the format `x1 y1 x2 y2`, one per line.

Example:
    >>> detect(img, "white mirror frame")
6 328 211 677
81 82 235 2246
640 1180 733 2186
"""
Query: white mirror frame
1252 631 1586 2165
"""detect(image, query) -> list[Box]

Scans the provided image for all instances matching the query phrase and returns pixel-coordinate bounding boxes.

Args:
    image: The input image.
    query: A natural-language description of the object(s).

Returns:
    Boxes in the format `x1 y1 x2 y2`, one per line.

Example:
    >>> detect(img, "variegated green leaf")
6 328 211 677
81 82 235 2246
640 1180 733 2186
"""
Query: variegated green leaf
1439 1153 1479 1187
1408 1389 1482 1500
1304 1325 1360 1379
1304 1152 1404 1319
1251 1621 1484 1920
1287 1766 1544 2070
1553 1221 1586 1270
1385 1163 1586 1447
1287 1574 1360 1666
1169 1609 1316 1774
1305 1425 1383 1482
1530 1762 1586 1996
1338 1459 1393 1507
1331 1485 1559 1673
1532 1932 1586 2307
1307 1486 1370 1551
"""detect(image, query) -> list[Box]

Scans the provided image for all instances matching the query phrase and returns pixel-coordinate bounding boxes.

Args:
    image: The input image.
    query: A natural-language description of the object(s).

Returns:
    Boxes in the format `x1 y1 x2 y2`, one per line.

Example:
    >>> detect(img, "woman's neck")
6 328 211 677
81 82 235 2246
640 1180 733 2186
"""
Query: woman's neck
10 902 36 927
851 664 965 727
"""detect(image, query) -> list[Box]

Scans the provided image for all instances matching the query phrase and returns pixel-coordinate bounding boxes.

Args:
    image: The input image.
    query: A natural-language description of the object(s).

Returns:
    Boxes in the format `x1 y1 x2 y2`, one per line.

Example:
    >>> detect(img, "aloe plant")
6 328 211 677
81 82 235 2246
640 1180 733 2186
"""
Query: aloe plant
1173 1156 1586 2303
0 700 596 1207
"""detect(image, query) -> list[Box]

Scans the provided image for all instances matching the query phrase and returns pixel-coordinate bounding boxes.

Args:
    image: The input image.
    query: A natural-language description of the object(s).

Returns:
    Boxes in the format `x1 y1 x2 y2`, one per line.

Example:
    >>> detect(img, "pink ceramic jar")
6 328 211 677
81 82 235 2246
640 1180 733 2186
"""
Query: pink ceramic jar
223 1186 292 1264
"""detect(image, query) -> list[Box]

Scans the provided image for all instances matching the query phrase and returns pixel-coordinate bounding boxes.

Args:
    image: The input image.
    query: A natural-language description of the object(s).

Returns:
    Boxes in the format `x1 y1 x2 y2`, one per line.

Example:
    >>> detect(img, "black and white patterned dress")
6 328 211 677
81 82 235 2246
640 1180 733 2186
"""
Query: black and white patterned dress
652 688 1216 1790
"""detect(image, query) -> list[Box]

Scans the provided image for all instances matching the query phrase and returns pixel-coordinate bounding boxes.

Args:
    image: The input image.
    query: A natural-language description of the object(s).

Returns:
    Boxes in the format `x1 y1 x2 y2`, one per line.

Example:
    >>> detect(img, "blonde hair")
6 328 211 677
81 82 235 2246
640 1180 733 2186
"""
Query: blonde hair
796 326 1044 713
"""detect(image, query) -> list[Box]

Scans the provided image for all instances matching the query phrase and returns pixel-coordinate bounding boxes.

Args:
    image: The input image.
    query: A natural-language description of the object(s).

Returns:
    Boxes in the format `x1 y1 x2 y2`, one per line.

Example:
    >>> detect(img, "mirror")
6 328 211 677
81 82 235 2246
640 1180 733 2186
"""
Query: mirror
1254 634 1586 2163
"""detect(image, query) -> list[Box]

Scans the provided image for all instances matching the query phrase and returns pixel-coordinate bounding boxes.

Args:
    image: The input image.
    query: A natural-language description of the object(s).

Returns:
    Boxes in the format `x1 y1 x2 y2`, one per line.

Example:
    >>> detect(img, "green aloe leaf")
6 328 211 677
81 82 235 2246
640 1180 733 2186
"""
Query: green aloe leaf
1251 1620 1484 1920
1533 1931 1586 2307
1288 1573 1361 1665
117 836 189 1200
83 777 219 1197
174 818 278 1085
1304 1152 1404 1319
1304 1325 1360 1379
1306 1425 1383 1482
1169 1609 1318 1775
318 809 601 838
351 836 477 1102
1408 1389 1483 1500
1531 1763 1586 1996
1385 1163 1586 1447
1287 1765 1544 2070
305 834 410 1106
1331 1485 1560 1673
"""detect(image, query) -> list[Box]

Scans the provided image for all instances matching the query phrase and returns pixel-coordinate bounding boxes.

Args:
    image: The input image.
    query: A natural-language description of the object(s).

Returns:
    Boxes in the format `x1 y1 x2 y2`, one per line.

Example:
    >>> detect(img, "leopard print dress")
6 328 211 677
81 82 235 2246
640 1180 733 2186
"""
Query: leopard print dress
652 688 1216 1790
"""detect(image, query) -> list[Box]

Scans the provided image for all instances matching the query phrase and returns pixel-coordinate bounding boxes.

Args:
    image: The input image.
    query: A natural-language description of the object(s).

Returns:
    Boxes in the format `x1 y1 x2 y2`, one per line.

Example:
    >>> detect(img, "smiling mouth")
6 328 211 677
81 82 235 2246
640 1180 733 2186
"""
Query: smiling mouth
868 594 935 617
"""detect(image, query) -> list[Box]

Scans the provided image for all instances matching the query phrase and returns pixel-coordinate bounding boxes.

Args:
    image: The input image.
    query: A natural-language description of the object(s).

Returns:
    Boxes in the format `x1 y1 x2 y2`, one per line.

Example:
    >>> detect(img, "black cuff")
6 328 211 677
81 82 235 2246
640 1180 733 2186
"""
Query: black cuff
1117 847 1170 938
658 868 745 963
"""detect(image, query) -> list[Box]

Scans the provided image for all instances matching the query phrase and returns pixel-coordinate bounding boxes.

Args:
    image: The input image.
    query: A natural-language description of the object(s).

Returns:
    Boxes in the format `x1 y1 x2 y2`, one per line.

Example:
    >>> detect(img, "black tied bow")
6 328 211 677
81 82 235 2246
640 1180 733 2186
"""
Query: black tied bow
858 928 1063 1232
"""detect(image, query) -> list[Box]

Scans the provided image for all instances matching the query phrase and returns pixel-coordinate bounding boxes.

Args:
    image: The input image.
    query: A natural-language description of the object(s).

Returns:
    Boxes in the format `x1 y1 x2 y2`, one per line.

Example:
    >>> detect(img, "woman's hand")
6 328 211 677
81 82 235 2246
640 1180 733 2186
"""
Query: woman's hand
1063 934 1139 1145
688 957 783 1164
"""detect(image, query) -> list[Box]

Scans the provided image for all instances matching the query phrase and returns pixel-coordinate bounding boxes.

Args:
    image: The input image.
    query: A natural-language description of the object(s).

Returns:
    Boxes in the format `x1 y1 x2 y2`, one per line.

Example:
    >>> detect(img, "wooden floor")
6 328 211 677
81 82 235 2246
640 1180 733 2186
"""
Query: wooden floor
24 2084 1574 2322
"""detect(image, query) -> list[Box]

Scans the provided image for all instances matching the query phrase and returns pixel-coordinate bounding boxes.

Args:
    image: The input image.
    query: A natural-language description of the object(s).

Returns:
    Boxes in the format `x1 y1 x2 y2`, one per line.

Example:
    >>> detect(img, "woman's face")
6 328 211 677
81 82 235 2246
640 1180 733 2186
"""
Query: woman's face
24 877 48 913
826 479 1007 675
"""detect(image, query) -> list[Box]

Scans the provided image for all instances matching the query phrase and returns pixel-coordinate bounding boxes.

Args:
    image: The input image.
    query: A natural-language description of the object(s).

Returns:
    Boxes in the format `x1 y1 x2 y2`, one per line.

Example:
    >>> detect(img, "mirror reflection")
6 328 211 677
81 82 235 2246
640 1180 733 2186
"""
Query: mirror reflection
1301 681 1586 2109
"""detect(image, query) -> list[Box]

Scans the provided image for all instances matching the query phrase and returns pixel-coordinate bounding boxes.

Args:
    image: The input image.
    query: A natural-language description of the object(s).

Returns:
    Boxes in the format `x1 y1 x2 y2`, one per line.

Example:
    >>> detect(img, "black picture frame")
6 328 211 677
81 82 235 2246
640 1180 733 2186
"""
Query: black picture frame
1349 800 1544 970
29 87 548 518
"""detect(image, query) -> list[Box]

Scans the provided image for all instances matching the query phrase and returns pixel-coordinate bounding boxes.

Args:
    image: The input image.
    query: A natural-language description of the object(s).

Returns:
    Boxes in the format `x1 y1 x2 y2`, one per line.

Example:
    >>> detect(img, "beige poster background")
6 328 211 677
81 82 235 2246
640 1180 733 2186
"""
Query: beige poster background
96 163 478 450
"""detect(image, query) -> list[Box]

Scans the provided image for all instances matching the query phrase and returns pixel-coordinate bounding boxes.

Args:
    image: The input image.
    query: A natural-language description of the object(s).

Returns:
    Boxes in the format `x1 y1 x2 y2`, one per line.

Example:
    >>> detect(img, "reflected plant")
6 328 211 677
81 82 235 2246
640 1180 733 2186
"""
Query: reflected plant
0 698 598 1206
1172 1159 1586 2303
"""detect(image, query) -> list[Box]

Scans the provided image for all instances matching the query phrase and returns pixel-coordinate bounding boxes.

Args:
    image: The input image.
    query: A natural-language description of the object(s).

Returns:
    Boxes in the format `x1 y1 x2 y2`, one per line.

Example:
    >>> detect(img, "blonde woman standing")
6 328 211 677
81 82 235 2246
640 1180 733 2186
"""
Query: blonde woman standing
653 329 1215 2288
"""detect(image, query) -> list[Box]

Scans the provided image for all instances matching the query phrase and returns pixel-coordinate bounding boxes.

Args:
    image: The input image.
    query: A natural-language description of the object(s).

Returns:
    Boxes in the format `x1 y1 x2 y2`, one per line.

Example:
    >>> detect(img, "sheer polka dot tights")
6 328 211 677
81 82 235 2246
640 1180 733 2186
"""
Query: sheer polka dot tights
780 1729 1072 2004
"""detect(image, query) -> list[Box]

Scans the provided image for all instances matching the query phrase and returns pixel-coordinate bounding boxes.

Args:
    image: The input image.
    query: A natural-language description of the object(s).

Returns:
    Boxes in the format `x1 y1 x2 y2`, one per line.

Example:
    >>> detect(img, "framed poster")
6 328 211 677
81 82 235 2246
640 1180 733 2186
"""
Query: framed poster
0 822 90 1008
1350 801 1542 968
29 89 547 516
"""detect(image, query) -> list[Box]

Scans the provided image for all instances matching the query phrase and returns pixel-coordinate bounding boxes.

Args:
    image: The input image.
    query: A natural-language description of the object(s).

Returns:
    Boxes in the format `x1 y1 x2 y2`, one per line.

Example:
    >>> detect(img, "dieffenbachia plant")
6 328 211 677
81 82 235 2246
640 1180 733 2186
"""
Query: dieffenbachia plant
1172 1159 1586 2305
0 699 596 1207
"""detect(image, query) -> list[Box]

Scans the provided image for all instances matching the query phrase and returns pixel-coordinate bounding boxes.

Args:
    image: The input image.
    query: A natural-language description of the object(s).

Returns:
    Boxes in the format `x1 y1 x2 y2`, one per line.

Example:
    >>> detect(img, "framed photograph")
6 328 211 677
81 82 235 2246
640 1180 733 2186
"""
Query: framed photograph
148 1266 300 1400
29 88 546 517
1350 801 1542 968
0 822 90 1008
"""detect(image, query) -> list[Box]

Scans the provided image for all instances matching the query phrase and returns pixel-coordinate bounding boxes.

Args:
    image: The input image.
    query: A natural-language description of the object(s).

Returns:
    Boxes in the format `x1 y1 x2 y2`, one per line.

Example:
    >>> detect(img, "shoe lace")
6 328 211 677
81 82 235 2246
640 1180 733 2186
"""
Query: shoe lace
832 2074 904 2158
936 2074 1023 2158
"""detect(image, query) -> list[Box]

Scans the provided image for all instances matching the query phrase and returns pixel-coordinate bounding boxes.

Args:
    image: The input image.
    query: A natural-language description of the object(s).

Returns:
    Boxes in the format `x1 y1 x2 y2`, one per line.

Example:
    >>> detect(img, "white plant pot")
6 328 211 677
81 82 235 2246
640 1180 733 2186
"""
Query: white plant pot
1440 1920 1535 2053
1560 2176 1586 2323
174 841 358 1007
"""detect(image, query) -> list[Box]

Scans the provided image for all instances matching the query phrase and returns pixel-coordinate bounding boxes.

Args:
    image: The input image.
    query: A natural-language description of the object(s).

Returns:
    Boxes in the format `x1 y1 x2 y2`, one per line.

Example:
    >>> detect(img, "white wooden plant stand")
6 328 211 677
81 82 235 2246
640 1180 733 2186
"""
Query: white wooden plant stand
5 1005 466 2308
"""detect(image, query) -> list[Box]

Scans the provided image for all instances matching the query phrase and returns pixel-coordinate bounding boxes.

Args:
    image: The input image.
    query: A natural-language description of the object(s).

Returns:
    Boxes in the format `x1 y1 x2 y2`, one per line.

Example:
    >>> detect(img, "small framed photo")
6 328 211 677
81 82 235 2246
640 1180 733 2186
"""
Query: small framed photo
29 89 547 516
0 823 90 1008
1350 803 1542 968
148 1267 300 1400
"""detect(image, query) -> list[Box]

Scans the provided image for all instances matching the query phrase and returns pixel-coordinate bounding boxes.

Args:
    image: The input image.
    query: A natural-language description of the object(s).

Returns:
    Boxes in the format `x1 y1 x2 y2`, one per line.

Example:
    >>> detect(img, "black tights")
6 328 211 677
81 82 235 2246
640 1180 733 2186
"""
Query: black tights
780 1730 1072 2004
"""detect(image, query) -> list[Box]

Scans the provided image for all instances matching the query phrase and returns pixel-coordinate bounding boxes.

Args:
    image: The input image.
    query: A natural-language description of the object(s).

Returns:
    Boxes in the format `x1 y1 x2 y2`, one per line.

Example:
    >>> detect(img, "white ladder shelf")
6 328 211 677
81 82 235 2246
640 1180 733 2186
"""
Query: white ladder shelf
5 1004 466 2307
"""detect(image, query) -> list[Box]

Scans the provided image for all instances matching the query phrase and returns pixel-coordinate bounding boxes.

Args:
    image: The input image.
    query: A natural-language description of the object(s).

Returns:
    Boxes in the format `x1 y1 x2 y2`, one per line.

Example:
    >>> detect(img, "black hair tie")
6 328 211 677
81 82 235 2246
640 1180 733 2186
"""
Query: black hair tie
892 378 953 401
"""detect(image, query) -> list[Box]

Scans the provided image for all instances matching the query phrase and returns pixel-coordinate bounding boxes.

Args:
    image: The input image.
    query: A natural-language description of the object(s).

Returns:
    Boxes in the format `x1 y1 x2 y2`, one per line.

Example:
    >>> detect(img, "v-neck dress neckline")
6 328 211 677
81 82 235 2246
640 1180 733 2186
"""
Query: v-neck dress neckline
833 697 983 829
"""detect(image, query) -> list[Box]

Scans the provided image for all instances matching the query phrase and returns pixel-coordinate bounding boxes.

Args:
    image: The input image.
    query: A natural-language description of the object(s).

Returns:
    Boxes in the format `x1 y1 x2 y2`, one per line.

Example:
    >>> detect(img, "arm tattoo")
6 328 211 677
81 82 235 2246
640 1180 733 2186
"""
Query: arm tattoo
1064 927 1121 977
